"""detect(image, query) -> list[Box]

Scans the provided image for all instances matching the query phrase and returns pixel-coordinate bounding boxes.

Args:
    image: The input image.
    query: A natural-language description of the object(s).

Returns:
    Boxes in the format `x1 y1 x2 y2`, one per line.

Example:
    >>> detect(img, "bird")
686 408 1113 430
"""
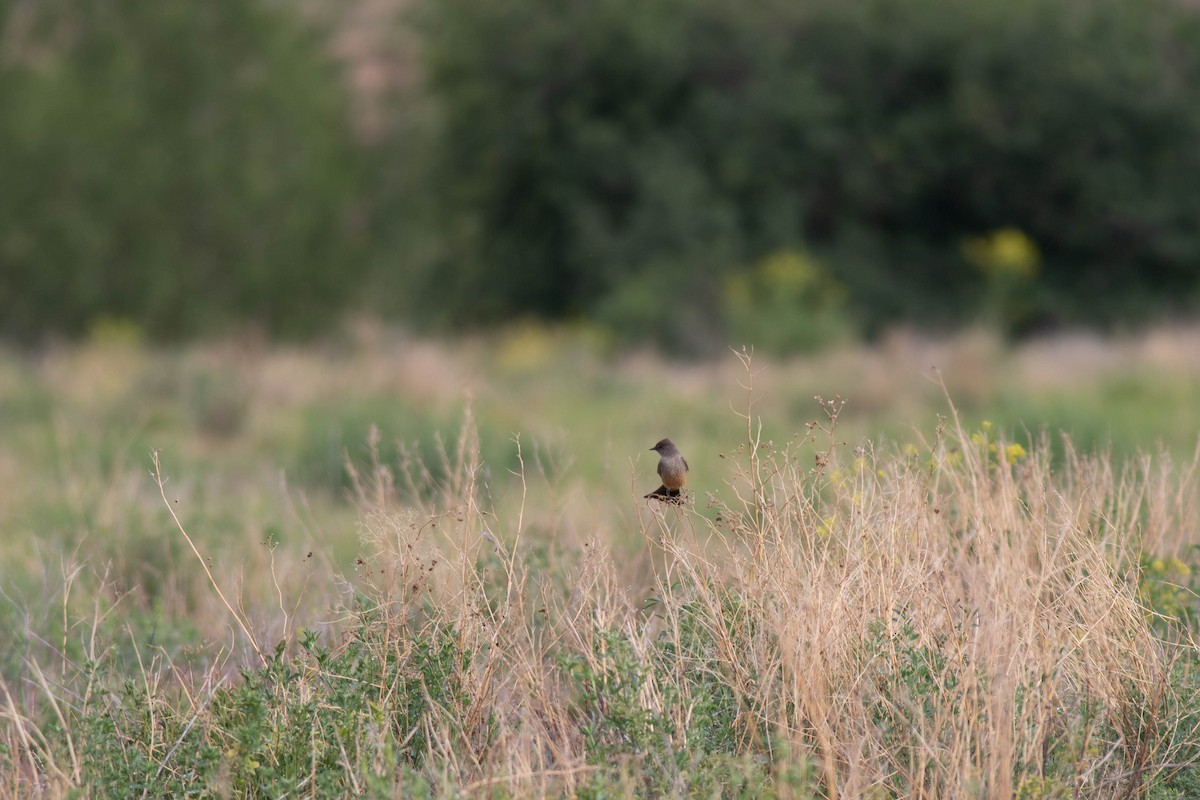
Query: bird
645 438 688 503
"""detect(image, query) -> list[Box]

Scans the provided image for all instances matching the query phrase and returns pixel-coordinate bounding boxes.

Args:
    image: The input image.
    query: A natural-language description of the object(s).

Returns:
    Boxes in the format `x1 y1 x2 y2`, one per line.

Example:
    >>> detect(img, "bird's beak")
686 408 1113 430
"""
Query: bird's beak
648 447 655 451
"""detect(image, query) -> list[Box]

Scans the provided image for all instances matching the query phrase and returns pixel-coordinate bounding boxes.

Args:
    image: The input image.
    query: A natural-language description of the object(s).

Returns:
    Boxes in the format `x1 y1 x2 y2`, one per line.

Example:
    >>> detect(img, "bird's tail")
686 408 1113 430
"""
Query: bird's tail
644 485 684 503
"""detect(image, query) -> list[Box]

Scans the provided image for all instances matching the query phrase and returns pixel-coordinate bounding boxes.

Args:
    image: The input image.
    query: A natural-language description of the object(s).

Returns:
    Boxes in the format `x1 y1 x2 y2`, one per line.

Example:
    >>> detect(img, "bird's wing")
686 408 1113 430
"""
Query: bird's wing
683 456 689 472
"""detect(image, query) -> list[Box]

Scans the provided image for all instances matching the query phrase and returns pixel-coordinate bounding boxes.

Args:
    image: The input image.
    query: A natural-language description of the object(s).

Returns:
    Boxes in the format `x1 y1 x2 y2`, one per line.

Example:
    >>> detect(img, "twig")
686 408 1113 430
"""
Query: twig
151 450 265 665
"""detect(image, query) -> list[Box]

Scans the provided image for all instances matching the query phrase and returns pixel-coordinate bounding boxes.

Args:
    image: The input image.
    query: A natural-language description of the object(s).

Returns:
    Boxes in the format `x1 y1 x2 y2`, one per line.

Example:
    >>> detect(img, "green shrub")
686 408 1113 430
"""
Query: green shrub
0 0 368 341
285 398 518 499
68 617 473 796
402 0 1200 349
724 250 855 354
560 587 764 793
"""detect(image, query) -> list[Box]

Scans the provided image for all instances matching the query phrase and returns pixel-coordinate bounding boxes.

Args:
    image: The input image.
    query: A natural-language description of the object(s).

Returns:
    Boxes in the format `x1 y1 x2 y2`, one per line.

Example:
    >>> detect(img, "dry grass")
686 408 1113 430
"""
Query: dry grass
3 335 1200 796
341 370 1199 797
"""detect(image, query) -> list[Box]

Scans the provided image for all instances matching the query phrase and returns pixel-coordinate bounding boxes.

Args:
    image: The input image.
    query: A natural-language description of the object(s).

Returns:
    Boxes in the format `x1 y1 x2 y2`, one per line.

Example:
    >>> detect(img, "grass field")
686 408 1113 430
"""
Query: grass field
3 323 1200 797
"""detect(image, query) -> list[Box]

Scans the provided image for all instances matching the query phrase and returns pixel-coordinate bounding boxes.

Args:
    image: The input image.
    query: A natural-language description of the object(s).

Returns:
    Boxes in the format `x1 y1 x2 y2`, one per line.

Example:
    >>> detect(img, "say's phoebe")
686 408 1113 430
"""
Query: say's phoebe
645 438 688 503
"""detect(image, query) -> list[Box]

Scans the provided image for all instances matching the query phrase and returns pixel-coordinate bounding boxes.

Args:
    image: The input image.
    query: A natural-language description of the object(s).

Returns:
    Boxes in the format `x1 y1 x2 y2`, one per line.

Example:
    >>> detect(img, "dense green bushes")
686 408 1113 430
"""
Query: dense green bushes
4 0 1200 349
404 0 1200 348
0 0 366 341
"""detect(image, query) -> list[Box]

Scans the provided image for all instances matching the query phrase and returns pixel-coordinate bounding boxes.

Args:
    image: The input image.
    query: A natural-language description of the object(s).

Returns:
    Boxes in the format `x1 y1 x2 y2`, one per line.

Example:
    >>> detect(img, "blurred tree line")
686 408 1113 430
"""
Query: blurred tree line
3 0 1200 352
0 0 366 339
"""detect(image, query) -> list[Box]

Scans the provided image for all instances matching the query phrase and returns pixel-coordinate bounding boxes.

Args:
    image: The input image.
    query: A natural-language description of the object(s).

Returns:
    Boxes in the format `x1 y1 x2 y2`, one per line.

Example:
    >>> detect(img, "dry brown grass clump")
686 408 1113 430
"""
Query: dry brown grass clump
656 394 1196 798
285 387 1200 797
